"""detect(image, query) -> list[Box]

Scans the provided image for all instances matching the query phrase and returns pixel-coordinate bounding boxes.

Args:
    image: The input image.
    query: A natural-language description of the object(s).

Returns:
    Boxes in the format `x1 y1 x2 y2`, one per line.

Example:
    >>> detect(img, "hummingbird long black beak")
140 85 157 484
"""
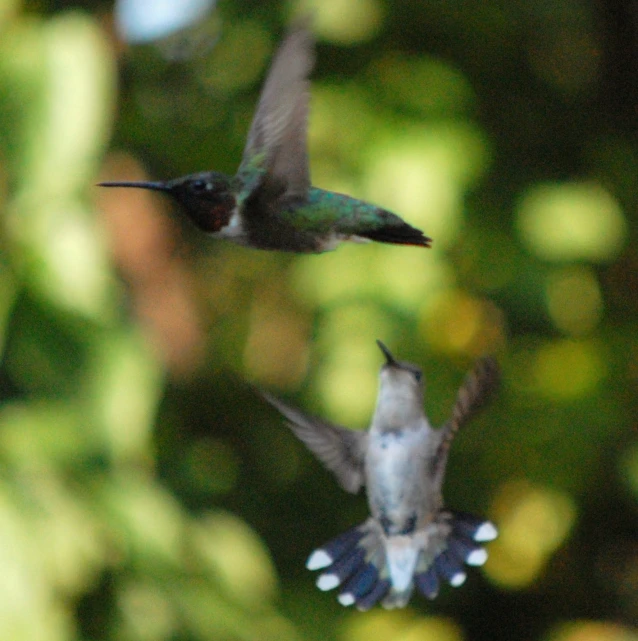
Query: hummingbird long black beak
98 181 170 192
376 340 398 367
95 23 433 253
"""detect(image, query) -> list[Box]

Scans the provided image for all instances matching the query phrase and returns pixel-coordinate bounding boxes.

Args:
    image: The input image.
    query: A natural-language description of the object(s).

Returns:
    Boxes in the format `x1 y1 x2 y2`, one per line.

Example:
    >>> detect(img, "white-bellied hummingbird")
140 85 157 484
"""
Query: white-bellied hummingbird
262 341 499 609
99 23 432 253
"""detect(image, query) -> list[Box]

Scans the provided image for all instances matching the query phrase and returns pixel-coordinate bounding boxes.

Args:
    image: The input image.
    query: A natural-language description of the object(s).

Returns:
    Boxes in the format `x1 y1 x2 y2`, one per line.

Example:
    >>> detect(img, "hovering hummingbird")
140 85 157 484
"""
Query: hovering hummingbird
99 24 431 253
262 341 499 609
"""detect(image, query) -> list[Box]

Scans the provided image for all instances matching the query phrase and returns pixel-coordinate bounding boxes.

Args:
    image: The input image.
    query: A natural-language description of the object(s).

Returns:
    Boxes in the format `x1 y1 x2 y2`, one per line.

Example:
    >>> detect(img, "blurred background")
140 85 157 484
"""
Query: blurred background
0 0 636 639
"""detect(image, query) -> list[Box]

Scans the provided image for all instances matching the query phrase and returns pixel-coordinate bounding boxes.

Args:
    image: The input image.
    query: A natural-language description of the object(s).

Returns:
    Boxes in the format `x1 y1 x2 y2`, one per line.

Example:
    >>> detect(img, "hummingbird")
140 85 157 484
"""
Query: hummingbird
262 341 499 609
99 23 431 253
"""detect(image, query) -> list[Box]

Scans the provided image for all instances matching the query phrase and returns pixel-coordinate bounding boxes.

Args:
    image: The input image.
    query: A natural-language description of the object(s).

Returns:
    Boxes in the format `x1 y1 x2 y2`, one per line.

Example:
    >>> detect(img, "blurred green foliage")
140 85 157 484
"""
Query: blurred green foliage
0 1 637 641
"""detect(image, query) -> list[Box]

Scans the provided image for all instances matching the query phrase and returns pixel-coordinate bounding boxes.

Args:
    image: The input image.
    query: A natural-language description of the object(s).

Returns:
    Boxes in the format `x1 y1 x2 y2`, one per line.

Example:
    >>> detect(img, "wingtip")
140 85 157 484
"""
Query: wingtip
254 387 283 415
278 13 316 65
258 388 295 415
288 11 315 34
257 387 276 405
476 355 501 384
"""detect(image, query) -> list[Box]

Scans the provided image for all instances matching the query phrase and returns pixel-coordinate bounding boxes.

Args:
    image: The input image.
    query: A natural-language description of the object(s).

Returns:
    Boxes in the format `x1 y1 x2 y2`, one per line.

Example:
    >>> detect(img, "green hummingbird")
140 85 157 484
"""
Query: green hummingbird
99 23 432 253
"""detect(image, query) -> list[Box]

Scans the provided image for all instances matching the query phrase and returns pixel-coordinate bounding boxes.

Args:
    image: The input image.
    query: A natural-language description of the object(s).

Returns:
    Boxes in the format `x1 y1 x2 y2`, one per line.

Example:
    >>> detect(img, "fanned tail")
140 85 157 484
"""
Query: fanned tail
413 511 498 600
306 512 497 610
305 519 391 610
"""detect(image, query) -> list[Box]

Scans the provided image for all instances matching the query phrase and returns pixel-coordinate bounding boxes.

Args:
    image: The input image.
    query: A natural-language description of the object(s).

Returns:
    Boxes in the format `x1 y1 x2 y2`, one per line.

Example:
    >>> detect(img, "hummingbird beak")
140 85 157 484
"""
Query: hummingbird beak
376 340 398 367
97 180 170 192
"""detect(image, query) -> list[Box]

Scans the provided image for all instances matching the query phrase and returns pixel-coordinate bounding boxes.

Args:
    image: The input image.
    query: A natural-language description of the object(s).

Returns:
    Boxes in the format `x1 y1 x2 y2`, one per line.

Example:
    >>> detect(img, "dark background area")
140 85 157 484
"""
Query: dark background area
0 1 636 640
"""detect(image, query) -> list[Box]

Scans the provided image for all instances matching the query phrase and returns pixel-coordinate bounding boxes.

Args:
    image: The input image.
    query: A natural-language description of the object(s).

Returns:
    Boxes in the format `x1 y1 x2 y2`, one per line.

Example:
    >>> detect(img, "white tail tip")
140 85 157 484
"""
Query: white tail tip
474 522 498 542
450 571 467 587
337 592 356 606
466 548 488 566
317 573 340 591
306 549 332 570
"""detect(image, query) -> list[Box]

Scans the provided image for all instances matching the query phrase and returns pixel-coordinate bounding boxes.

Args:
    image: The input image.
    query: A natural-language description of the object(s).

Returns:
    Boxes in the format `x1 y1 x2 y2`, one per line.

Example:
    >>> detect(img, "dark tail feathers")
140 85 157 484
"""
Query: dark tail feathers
305 512 496 610
413 512 497 601
360 217 432 248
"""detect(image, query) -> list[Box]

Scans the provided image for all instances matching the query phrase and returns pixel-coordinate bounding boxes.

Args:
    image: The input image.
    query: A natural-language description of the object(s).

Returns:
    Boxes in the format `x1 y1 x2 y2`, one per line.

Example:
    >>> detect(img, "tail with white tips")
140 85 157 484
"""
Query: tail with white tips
412 511 497 601
305 512 497 610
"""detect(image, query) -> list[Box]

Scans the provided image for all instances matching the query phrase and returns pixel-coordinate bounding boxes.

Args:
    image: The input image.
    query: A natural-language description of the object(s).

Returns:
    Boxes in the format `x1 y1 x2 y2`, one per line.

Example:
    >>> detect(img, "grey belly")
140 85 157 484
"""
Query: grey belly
366 447 426 535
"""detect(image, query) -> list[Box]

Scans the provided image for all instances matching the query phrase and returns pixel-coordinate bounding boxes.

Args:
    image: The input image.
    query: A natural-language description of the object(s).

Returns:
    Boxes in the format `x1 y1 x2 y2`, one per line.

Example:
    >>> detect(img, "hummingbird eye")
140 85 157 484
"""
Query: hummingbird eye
413 371 422 382
191 179 209 192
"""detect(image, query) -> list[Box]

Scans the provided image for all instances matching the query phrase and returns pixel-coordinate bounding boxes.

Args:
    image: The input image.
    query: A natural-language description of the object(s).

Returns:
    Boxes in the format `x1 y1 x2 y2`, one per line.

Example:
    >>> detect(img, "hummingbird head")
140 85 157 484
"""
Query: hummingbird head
99 171 236 233
374 341 425 427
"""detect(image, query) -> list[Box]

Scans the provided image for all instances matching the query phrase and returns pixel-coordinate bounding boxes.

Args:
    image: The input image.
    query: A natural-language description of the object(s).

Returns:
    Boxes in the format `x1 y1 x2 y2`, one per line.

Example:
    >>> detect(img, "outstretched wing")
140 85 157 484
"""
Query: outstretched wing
432 357 500 480
238 22 314 201
261 391 367 494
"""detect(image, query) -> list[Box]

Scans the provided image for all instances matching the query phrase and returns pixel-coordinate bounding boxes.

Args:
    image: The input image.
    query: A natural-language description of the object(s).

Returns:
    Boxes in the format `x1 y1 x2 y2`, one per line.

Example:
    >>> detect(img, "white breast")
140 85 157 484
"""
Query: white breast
365 425 429 506
212 206 245 239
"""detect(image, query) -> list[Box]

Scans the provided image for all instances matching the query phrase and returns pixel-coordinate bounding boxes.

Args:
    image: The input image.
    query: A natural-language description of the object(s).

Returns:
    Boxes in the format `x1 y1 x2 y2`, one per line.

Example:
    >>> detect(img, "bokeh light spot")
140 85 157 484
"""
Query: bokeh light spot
486 480 576 589
533 339 604 399
28 474 105 595
365 124 490 247
308 83 381 186
105 474 185 564
420 290 506 358
4 12 116 318
38 13 114 194
318 356 378 427
202 20 271 93
38 203 113 317
293 242 451 314
341 610 463 641
373 54 474 116
294 0 383 43
0 0 19 30
115 0 215 43
316 304 392 424
191 511 278 607
546 266 603 335
89 332 162 462
547 620 638 641
375 249 449 310
243 289 310 388
517 182 626 262
0 483 73 641
118 581 177 640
